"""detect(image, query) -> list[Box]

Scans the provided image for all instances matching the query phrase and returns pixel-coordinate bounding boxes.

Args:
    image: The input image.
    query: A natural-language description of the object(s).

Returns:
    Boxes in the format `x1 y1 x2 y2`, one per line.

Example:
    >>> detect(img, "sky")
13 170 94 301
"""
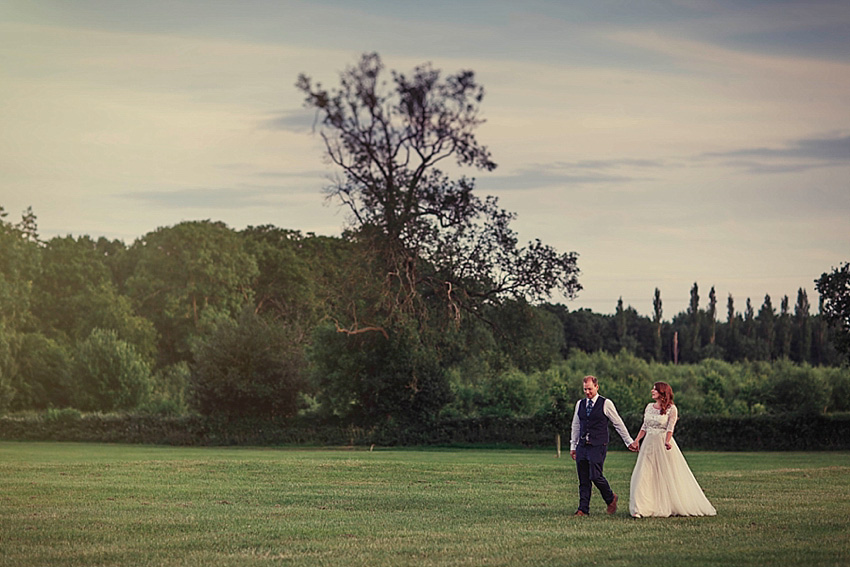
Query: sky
1 0 848 318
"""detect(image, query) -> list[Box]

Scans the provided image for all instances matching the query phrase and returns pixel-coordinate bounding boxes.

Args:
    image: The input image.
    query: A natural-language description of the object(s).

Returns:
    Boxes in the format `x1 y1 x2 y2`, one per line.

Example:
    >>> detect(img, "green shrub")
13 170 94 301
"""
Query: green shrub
309 321 450 427
71 328 153 412
764 360 830 415
10 332 73 410
148 362 190 415
826 366 850 412
479 368 543 417
191 309 308 419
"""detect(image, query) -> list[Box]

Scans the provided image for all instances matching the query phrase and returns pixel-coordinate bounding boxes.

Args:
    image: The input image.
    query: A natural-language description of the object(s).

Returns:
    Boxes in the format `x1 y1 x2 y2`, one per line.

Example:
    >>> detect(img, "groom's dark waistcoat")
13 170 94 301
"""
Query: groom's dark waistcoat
579 396 609 446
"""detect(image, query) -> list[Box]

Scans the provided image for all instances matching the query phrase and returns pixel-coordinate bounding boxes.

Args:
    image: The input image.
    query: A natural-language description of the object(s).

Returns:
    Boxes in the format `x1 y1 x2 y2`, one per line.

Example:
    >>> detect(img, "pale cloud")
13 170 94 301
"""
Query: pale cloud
124 184 321 210
483 168 636 192
703 134 850 163
260 110 319 133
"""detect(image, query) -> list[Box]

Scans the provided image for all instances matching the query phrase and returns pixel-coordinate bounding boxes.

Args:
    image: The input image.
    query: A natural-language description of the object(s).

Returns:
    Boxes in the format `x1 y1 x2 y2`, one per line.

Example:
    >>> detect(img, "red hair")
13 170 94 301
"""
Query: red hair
654 382 674 415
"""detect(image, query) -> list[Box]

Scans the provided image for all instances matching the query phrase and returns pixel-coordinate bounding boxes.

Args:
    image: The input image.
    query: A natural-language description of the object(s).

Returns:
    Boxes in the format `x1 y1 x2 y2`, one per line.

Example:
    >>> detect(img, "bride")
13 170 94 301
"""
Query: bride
628 382 716 518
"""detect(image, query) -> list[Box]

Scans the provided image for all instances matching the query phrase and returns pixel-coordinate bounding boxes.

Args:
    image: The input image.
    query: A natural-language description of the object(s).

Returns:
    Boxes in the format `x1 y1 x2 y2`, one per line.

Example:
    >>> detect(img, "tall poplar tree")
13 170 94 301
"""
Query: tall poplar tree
725 293 741 361
778 295 792 359
758 294 776 360
688 282 700 355
726 294 735 327
792 287 811 363
615 297 625 341
652 288 663 361
707 286 717 345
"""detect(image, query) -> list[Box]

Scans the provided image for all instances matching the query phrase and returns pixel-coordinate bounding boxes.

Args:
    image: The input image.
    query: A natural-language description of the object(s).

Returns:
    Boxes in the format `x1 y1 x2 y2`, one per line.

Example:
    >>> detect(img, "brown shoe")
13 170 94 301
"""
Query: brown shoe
574 510 588 516
607 494 618 515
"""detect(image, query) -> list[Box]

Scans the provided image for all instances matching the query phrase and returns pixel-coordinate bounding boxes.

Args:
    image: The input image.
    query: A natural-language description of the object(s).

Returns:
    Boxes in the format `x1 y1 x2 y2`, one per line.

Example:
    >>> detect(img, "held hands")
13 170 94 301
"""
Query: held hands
665 442 672 450
570 450 577 461
628 441 640 452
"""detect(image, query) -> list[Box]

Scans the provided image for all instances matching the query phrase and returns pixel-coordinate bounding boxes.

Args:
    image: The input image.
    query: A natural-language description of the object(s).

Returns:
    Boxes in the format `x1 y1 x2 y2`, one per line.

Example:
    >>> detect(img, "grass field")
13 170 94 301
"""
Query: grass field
1 442 848 566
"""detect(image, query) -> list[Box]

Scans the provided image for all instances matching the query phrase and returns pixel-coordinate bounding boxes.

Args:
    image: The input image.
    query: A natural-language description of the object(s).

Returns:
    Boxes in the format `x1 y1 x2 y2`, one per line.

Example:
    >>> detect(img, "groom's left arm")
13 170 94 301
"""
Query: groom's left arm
603 400 634 447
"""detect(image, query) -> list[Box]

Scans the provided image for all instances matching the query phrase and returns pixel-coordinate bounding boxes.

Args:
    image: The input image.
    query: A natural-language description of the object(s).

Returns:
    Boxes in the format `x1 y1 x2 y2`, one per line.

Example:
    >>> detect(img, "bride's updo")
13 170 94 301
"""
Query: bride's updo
654 382 674 415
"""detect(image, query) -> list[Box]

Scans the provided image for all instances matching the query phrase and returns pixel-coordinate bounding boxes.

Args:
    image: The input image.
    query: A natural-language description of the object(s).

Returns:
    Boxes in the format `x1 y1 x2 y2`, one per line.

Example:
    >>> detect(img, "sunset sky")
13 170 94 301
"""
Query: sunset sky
2 0 848 317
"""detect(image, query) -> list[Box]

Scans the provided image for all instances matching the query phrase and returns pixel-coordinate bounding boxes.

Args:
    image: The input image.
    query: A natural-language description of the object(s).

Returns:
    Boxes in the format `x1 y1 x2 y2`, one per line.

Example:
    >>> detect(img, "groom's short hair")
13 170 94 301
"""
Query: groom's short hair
583 375 598 386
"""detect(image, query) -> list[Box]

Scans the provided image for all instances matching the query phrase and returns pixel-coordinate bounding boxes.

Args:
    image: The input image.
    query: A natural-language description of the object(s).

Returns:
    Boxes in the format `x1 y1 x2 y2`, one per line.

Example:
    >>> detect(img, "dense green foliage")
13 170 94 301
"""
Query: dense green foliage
0 203 848 433
2 444 849 566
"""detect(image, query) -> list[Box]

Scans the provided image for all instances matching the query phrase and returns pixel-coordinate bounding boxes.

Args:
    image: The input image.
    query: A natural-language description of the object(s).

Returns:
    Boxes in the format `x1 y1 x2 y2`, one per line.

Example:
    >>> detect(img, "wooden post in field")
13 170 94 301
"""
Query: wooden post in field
556 433 561 458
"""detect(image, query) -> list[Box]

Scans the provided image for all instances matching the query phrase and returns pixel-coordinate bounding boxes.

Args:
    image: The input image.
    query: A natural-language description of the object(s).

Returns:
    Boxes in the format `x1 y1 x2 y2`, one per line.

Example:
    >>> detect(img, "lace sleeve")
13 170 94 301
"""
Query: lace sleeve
666 404 678 433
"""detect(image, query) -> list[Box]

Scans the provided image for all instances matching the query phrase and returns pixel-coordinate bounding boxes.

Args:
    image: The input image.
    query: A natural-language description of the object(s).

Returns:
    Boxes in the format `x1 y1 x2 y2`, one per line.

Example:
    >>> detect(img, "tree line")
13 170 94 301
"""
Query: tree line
1 53 847 431
549 281 844 367
1 206 846 423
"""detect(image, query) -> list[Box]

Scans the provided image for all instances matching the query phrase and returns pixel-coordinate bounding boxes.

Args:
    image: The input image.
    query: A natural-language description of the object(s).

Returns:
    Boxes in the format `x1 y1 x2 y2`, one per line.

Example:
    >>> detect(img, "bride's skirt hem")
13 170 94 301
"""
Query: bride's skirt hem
631 511 716 518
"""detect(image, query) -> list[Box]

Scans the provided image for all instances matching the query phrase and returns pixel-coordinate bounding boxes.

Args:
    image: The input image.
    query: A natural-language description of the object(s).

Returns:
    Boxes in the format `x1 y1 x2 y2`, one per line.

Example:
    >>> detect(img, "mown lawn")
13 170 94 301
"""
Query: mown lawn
1 442 848 566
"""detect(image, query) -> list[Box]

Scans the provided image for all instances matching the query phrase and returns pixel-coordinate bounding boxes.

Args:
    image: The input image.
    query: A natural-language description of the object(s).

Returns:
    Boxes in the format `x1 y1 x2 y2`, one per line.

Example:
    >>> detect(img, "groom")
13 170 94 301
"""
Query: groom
570 375 636 516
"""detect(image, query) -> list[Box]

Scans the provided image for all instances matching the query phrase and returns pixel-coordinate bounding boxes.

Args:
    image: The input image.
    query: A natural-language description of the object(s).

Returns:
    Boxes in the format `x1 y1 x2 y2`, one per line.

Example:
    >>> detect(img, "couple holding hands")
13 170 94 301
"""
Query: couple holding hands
570 375 716 518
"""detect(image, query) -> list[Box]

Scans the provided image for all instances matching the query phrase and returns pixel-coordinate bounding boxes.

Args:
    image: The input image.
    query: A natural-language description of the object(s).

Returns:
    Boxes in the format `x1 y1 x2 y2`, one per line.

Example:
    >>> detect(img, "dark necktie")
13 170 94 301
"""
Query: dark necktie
586 399 594 416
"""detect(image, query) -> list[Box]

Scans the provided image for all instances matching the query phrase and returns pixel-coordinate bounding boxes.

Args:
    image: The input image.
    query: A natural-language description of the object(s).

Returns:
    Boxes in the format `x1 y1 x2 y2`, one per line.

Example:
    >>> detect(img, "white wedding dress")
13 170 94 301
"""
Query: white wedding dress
629 403 716 517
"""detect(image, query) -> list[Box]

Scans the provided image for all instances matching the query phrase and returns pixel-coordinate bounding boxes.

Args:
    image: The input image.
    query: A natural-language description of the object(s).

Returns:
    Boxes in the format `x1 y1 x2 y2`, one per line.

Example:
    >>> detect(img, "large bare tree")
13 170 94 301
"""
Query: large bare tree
297 53 581 331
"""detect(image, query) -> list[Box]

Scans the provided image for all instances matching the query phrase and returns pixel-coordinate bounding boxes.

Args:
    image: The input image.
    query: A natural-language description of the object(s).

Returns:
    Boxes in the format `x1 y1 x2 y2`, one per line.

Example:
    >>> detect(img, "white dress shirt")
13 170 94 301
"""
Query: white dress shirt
569 394 635 451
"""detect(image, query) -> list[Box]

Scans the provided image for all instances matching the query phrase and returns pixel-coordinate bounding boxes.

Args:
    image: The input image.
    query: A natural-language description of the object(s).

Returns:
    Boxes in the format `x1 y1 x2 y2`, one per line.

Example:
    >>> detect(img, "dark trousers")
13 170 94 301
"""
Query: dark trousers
575 443 614 513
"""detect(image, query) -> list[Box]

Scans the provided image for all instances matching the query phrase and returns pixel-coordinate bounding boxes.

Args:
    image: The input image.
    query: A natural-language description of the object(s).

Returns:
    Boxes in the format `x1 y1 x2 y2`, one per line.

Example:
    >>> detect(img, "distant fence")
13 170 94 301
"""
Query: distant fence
2 412 849 450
